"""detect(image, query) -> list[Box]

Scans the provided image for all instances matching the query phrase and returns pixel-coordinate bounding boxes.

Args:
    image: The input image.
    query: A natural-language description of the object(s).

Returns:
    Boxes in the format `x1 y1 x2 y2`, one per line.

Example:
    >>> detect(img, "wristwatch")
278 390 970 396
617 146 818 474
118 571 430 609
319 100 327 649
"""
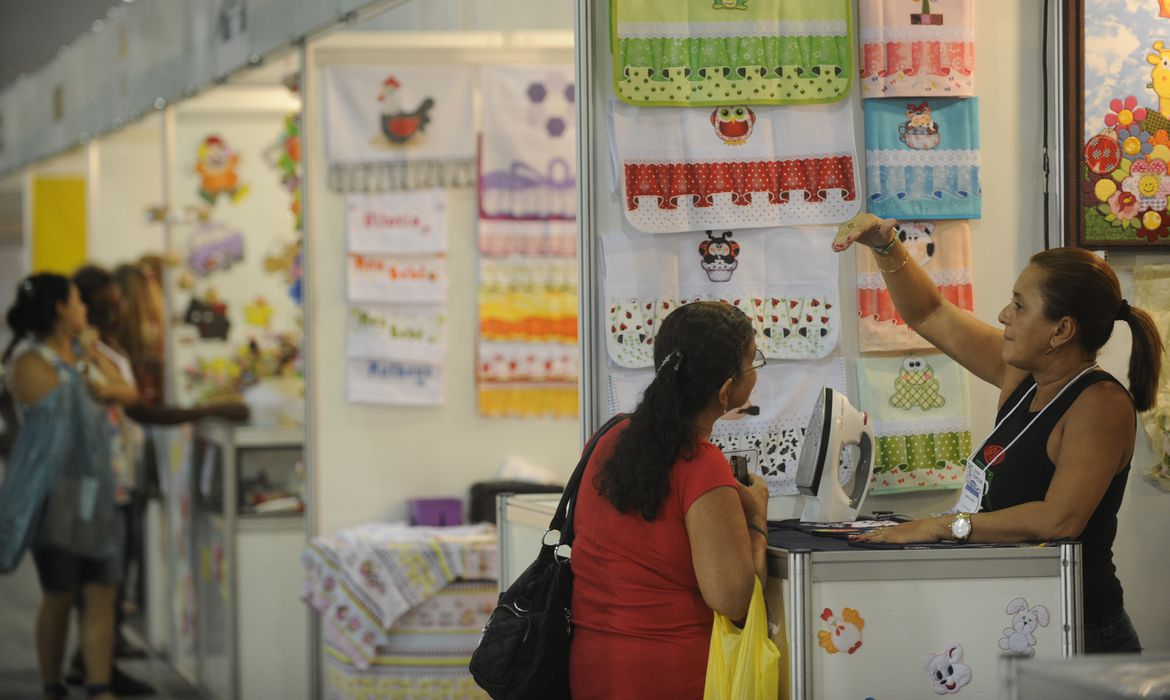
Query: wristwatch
950 512 973 543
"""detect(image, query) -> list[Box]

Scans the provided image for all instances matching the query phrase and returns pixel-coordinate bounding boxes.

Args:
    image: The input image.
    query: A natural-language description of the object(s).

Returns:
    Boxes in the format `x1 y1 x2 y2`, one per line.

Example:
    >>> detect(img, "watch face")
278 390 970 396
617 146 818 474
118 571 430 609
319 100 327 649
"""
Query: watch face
952 516 971 539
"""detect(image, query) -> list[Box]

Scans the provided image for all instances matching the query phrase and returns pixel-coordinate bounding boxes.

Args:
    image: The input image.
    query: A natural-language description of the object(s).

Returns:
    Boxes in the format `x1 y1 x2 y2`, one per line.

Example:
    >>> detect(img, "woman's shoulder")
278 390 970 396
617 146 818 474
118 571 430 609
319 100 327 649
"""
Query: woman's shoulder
8 350 61 406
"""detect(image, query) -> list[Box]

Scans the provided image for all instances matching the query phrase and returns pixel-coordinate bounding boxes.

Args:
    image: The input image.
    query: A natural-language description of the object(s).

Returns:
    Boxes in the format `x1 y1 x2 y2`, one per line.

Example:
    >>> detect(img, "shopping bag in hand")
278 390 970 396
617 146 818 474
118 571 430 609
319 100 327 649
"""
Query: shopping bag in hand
704 577 781 700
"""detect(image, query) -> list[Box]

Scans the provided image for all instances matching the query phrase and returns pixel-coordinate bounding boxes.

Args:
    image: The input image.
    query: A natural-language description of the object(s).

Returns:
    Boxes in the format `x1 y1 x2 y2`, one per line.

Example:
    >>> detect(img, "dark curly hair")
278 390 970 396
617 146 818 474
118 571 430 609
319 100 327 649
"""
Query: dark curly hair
596 301 754 521
3 273 72 363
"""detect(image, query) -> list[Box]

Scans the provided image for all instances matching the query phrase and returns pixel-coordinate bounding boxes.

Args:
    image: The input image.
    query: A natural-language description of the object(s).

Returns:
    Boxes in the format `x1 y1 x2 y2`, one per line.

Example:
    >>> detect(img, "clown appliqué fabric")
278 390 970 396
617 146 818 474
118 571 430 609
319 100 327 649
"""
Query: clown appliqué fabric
479 65 576 221
857 354 971 494
609 358 848 496
602 227 839 367
323 66 476 192
858 0 975 98
857 220 973 352
612 0 853 107
864 97 981 220
613 99 859 233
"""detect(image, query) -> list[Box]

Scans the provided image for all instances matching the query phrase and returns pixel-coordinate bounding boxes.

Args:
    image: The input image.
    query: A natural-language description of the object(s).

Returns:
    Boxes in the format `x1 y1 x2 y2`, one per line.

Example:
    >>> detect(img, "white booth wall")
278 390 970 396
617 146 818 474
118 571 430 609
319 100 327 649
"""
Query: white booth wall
304 2 578 535
88 116 165 269
579 1 1170 651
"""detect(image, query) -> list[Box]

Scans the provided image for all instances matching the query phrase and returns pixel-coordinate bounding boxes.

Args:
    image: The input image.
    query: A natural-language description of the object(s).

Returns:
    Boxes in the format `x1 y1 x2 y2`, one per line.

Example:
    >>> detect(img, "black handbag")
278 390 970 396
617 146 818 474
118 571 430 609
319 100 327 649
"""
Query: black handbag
469 413 627 699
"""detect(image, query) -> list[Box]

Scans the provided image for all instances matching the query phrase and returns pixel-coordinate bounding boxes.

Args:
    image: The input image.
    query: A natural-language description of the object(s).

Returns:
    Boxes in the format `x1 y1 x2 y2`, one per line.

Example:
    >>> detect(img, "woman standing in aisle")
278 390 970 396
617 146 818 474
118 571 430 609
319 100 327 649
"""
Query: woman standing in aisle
0 274 122 699
833 213 1162 653
570 301 770 699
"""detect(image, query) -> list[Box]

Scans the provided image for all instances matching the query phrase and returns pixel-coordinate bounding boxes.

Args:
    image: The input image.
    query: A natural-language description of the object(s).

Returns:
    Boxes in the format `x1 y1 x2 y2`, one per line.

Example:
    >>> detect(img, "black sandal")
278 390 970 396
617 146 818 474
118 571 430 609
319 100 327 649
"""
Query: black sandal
84 683 111 698
43 682 69 698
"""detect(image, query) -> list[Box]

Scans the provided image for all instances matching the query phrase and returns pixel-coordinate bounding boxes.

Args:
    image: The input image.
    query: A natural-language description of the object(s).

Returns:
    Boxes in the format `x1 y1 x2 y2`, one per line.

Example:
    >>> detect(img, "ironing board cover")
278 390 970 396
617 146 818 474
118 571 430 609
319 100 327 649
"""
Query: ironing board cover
857 353 970 494
608 357 849 496
479 65 576 221
322 66 476 192
864 97 981 220
611 0 853 106
857 220 973 352
858 0 975 98
613 99 859 233
602 227 839 368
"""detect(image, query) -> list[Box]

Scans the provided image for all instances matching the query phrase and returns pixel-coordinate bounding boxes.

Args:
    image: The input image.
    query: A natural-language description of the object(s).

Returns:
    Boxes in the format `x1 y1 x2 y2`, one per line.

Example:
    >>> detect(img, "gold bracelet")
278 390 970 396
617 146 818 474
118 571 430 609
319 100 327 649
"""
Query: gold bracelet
876 251 910 274
873 231 898 256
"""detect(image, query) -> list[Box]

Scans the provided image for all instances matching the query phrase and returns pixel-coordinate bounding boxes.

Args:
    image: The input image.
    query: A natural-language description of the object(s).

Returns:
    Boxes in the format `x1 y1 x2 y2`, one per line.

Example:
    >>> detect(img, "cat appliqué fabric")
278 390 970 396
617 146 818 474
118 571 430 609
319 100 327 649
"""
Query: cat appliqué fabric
864 97 981 220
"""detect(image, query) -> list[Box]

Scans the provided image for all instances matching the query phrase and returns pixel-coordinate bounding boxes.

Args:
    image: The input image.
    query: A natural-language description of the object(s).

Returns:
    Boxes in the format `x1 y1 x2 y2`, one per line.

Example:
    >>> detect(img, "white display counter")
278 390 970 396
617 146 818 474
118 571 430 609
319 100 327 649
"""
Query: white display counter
499 494 1082 700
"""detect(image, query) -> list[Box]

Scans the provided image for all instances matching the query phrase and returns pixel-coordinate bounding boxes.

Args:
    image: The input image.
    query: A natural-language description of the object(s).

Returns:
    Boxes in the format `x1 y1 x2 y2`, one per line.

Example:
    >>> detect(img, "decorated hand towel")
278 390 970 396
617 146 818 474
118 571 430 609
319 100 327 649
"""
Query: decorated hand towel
346 190 448 255
609 357 848 495
857 220 973 352
323 66 476 192
858 0 975 98
865 97 981 219
1131 264 1170 492
614 99 859 233
346 253 447 304
612 0 852 107
478 220 577 258
347 304 447 364
477 257 578 418
857 353 971 494
602 227 839 367
479 65 576 220
347 359 444 406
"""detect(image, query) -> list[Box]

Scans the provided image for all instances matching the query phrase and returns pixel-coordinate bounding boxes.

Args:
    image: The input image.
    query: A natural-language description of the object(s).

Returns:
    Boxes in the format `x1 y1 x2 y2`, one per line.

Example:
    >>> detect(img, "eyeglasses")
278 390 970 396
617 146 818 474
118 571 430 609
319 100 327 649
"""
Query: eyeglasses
750 348 766 371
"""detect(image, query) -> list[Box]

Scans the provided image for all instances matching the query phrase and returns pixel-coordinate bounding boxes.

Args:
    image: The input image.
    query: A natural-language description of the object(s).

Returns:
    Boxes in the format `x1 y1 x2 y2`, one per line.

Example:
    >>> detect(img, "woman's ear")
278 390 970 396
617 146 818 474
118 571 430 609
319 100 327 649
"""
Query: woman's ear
1052 316 1078 348
717 377 734 412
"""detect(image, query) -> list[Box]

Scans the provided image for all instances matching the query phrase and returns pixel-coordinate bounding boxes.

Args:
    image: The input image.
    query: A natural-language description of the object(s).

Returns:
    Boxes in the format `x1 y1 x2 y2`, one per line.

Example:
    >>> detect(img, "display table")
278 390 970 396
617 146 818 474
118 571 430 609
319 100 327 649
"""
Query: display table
302 523 497 700
765 525 1080 700
497 495 1083 700
1001 654 1170 698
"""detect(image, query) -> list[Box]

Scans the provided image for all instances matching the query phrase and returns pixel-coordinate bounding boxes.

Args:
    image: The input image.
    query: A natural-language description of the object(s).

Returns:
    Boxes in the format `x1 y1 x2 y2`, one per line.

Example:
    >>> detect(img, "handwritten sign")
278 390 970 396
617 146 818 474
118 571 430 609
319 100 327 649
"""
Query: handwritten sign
347 304 447 363
346 190 448 254
346 253 447 303
347 358 444 406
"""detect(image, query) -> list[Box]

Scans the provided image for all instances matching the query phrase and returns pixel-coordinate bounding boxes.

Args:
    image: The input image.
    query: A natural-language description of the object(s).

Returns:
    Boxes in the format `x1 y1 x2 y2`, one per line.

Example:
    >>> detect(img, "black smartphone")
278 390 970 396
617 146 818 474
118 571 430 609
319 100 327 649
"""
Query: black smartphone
729 454 751 486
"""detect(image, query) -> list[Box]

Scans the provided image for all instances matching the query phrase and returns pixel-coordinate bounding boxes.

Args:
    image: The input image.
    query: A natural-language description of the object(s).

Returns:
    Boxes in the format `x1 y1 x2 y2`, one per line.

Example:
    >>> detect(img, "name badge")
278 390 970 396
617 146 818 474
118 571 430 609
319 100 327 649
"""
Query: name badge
953 461 987 514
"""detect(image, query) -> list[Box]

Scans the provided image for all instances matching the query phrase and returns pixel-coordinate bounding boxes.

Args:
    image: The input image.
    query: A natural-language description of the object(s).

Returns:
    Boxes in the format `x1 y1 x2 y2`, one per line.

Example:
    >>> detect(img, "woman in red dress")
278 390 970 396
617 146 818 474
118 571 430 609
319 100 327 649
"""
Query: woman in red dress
570 301 770 699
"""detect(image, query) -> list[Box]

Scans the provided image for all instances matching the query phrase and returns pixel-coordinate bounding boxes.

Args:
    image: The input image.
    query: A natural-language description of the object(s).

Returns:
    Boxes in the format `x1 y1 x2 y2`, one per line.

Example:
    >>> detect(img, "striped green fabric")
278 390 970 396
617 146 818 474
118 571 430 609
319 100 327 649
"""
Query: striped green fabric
612 0 852 106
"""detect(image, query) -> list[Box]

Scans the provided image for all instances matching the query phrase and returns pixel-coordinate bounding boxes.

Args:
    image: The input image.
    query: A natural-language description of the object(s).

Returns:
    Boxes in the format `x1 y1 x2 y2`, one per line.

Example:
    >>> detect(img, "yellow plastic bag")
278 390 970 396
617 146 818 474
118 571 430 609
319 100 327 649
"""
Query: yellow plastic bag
704 578 781 700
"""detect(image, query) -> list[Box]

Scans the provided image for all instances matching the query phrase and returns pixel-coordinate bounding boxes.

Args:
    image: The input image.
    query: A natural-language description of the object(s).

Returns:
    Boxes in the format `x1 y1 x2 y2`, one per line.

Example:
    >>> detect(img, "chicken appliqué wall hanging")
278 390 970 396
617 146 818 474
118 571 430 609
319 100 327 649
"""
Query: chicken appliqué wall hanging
377 76 434 145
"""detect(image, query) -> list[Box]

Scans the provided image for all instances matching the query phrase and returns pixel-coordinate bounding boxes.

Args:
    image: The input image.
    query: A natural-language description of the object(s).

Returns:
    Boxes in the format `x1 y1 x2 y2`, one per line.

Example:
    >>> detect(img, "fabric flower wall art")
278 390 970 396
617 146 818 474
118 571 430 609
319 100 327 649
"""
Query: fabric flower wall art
612 0 853 106
479 65 576 221
323 66 476 192
857 353 971 494
857 220 973 351
858 0 975 98
613 99 859 233
864 97 981 220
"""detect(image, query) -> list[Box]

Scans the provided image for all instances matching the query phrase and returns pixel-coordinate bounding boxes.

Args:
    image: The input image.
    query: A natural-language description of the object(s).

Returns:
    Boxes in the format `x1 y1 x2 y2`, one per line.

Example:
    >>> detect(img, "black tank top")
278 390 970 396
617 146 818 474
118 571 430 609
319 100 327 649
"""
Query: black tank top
980 370 1131 620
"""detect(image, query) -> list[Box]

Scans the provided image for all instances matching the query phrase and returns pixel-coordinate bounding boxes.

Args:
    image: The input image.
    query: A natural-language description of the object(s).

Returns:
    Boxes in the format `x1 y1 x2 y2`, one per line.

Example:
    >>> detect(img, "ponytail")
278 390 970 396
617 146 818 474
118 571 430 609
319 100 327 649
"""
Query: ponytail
1122 305 1163 412
596 301 754 521
3 274 72 364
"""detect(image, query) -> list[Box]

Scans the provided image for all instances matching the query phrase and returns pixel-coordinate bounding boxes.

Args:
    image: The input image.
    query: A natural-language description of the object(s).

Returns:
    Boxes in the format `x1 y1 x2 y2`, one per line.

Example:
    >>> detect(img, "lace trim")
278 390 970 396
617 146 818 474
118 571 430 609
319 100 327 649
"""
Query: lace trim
617 19 849 40
872 416 970 436
866 149 981 167
606 283 835 299
857 268 971 289
859 26 974 44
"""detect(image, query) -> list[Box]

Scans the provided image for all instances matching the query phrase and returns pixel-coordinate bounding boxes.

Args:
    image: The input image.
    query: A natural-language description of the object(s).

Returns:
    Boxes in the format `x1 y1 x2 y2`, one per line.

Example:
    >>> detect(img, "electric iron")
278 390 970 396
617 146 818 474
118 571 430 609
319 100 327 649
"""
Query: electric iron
795 387 874 523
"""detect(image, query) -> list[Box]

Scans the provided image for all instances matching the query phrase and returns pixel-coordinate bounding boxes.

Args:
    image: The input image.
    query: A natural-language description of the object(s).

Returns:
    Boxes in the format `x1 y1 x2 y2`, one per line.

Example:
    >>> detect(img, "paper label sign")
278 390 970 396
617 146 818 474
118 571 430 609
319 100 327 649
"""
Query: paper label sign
346 190 448 254
346 253 447 303
347 358 444 406
347 304 446 363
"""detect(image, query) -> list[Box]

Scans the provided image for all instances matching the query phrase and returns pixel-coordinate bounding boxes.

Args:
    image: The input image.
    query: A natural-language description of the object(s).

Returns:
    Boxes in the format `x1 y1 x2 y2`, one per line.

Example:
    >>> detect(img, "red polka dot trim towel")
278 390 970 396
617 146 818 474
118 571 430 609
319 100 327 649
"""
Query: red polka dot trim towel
858 0 975 98
601 227 840 367
856 354 972 495
612 99 860 233
856 220 974 352
608 357 848 496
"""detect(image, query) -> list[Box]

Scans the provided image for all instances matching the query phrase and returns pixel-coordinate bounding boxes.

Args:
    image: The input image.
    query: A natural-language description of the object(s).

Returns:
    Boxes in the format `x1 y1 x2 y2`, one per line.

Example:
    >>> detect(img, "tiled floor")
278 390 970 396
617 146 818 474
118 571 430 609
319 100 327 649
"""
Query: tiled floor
0 555 201 700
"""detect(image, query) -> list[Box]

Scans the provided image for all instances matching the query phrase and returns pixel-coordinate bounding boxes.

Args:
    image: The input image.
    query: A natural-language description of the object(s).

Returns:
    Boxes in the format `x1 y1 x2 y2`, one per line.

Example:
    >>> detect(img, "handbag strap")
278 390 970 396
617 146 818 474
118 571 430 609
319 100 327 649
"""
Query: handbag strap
549 412 628 547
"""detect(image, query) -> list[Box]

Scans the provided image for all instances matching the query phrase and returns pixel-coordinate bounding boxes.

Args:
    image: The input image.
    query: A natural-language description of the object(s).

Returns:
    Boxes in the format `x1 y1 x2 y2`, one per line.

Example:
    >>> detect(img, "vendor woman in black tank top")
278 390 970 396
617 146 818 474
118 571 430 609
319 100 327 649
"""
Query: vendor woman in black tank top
831 214 1164 654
